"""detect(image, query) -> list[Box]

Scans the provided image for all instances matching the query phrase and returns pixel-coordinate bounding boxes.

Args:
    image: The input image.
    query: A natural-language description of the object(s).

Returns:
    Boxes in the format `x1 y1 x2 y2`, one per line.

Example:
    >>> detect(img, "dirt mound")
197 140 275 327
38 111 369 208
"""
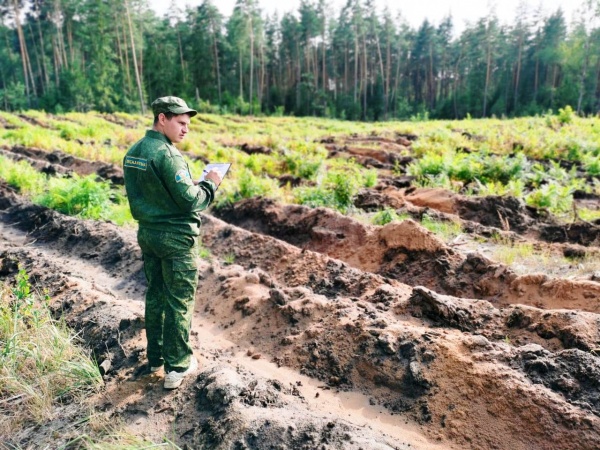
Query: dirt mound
455 194 542 232
2 201 138 273
0 182 21 210
409 287 600 448
213 197 600 313
511 345 600 415
356 185 600 248
239 142 273 155
187 366 406 449
354 185 408 211
213 197 459 285
405 188 459 215
2 186 600 449
321 134 414 170
0 191 438 449
448 187 600 247
410 286 600 352
18 113 51 128
192 223 600 449
386 187 545 237
0 116 18 129
540 221 600 246
0 144 124 184
0 146 72 176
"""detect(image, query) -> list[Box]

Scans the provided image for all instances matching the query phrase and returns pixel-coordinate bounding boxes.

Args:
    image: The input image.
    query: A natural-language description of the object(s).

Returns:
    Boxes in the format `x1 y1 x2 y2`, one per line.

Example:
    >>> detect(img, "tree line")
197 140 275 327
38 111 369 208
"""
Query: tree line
1 0 600 120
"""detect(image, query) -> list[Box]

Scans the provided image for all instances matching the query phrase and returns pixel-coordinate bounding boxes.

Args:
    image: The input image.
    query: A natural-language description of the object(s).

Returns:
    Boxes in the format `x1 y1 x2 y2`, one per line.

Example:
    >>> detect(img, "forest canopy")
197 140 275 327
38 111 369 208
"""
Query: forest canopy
1 0 600 120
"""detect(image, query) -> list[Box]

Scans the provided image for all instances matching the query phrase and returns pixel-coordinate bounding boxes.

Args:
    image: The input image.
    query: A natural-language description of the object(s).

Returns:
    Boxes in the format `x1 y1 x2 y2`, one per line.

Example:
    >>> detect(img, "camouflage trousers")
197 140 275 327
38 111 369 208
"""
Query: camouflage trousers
137 227 199 373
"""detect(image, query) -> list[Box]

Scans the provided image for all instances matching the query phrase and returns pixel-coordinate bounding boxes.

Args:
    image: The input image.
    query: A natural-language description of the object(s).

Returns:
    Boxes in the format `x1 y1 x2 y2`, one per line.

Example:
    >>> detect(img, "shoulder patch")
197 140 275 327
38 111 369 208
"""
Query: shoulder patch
124 156 147 171
175 169 192 185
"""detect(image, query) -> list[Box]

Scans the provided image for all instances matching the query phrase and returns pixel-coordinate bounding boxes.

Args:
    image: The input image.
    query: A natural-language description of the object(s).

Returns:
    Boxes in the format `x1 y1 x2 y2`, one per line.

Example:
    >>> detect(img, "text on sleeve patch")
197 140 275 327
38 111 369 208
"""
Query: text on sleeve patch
124 156 148 171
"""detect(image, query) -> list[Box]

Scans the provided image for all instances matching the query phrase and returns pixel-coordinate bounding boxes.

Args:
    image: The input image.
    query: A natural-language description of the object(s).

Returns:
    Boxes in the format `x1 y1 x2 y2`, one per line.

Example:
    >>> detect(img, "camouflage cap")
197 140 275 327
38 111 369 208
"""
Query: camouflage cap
151 96 198 118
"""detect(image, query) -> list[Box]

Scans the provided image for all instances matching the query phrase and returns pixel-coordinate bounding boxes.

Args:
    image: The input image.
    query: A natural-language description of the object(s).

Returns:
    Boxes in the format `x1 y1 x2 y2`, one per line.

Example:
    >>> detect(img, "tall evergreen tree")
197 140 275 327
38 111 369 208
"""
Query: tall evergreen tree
0 0 599 118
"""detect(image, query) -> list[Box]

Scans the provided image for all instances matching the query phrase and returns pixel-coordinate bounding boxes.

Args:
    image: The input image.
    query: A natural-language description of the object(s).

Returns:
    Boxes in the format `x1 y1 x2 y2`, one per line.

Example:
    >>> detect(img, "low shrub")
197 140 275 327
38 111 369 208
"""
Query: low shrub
294 186 336 209
35 174 118 220
372 208 404 225
0 156 45 194
525 181 573 214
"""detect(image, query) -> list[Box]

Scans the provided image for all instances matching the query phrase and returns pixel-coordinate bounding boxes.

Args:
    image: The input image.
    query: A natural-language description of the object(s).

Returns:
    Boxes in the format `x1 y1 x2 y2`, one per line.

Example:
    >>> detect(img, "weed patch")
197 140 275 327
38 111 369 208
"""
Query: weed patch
0 269 102 427
420 215 462 240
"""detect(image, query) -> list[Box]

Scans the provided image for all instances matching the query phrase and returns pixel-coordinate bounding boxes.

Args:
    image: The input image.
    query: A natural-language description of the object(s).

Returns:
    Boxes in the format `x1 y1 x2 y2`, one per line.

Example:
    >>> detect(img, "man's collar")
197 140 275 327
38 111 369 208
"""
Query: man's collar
146 129 172 144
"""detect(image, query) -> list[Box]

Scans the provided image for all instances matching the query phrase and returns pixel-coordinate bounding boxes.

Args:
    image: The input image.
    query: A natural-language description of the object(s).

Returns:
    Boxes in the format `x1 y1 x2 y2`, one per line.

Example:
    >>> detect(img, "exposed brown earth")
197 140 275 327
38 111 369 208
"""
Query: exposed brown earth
322 134 414 170
1 134 600 449
0 144 124 184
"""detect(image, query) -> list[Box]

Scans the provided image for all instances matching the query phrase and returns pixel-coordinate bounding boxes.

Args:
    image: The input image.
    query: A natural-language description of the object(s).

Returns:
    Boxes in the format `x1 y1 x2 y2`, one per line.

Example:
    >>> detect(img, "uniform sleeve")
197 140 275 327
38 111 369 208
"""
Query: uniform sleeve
155 149 215 212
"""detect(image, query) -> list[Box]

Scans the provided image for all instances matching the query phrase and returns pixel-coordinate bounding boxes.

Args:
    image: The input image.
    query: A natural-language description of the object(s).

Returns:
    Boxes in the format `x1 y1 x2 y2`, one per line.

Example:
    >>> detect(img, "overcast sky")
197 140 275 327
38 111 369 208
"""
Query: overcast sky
151 0 585 34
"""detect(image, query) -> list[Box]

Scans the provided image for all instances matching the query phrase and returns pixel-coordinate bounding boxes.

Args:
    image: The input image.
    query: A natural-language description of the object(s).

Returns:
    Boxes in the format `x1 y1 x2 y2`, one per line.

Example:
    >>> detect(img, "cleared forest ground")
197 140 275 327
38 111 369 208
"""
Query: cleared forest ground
1 112 600 449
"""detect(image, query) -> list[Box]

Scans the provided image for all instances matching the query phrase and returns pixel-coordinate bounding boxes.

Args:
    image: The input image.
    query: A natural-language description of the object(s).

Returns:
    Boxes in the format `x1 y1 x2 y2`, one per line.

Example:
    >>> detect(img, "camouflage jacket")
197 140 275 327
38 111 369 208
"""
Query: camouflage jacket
123 130 216 236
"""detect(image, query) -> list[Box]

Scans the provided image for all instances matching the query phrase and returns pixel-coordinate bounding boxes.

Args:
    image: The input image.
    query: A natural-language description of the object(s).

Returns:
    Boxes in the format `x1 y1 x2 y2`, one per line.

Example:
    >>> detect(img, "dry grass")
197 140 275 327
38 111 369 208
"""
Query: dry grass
0 270 178 448
0 271 103 431
454 233 600 279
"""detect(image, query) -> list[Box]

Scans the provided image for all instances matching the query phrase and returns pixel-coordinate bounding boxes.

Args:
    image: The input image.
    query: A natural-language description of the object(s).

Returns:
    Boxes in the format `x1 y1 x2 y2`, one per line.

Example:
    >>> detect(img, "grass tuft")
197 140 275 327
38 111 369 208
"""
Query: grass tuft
0 268 103 430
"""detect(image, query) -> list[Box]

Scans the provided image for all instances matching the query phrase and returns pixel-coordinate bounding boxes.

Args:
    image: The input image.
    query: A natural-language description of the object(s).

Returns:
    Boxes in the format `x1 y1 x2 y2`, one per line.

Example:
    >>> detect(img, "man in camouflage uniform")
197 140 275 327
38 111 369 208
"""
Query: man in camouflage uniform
123 96 221 389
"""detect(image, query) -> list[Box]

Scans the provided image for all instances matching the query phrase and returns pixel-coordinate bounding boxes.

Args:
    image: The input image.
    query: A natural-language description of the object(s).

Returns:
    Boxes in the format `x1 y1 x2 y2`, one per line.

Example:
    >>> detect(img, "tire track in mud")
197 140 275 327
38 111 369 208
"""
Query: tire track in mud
1 184 600 449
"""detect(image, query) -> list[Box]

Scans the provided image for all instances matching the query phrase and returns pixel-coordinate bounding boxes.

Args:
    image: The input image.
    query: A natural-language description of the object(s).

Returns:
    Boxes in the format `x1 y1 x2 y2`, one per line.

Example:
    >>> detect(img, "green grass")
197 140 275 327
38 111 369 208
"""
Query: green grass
223 253 236 265
578 208 600 222
0 157 46 194
371 208 409 225
3 109 600 220
420 215 463 241
0 269 180 448
0 155 133 225
491 241 538 266
0 269 102 428
198 245 212 261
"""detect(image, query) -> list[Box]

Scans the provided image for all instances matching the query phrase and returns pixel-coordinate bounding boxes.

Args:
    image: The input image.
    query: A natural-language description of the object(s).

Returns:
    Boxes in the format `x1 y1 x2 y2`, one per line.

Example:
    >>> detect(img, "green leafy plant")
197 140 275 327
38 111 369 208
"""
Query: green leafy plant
525 182 573 215
0 156 45 195
372 208 404 225
329 171 358 211
36 174 115 219
363 169 378 188
198 245 212 260
0 156 133 224
408 152 448 178
237 169 281 200
557 105 574 125
284 152 323 180
294 185 336 209
583 154 600 177
476 179 525 197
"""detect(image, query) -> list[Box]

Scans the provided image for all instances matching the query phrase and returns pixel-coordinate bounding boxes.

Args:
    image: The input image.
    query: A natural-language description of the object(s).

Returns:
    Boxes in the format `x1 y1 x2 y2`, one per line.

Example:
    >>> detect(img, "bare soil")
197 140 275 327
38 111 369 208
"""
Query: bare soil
1 136 600 450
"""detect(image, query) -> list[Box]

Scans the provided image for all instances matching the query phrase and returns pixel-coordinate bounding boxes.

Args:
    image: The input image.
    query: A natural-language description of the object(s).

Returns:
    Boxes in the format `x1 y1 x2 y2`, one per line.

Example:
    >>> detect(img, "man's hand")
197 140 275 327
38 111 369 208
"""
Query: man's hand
203 170 222 187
